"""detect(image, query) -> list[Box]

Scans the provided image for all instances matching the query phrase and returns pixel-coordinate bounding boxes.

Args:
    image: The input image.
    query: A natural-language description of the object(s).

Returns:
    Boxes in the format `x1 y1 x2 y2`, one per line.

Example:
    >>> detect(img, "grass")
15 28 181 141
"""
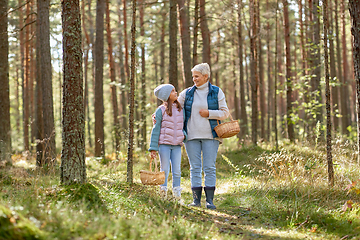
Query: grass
1 138 360 239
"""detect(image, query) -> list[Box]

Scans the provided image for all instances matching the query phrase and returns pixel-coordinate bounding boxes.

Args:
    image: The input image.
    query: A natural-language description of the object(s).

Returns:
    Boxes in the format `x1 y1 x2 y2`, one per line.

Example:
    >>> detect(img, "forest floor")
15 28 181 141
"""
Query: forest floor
2 138 360 239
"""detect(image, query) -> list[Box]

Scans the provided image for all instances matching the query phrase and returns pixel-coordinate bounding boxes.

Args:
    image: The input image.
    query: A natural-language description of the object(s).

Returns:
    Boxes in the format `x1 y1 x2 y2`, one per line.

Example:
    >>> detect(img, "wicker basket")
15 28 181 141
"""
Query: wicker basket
214 115 240 138
140 157 165 185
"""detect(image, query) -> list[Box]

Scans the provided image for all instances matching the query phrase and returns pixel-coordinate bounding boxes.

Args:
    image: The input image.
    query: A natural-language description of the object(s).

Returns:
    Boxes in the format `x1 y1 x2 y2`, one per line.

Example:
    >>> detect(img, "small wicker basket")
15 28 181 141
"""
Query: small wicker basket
214 115 240 138
140 157 165 185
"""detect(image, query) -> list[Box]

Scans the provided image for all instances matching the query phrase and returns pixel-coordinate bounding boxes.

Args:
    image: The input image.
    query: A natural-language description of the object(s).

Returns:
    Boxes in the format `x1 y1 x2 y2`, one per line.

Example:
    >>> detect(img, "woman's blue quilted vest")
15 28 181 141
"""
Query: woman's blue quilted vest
184 82 220 138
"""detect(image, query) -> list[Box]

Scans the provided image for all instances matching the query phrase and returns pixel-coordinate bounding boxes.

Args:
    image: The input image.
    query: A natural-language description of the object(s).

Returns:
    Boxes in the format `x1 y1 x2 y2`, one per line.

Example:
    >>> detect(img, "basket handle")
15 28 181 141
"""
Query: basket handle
217 113 234 125
149 156 159 172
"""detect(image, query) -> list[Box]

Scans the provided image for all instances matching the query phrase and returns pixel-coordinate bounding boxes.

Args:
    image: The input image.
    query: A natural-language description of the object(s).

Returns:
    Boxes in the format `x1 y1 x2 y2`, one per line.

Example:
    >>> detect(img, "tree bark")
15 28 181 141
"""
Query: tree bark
94 0 105 157
139 0 146 151
238 0 248 139
341 0 351 134
257 0 265 140
283 0 294 142
192 0 199 66
35 12 44 167
274 0 279 149
123 0 130 80
323 0 334 186
23 0 30 151
38 0 56 168
169 0 178 90
266 0 272 141
178 0 192 88
118 0 127 129
61 0 86 184
199 0 210 64
0 0 11 164
106 0 120 155
82 0 93 150
328 1 339 132
127 0 137 184
349 0 360 163
250 0 258 145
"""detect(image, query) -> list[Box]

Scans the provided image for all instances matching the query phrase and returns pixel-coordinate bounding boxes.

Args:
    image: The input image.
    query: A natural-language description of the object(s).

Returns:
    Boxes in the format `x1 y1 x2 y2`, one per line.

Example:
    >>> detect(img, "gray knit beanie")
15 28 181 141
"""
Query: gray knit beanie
154 84 174 102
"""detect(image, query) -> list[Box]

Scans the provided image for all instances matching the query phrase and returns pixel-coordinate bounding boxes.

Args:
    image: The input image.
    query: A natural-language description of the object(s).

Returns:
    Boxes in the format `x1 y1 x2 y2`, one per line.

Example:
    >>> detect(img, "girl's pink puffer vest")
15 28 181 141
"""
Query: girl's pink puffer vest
159 104 185 146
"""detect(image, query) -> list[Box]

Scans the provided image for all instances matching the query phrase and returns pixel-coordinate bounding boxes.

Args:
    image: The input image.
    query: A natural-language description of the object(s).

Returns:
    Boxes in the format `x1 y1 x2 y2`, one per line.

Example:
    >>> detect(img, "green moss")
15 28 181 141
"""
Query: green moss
0 204 45 240
58 183 108 212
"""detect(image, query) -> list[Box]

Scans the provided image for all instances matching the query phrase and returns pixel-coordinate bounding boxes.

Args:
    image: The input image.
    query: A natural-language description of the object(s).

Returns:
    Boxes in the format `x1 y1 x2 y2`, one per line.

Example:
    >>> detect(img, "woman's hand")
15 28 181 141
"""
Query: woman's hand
199 109 209 118
150 150 157 159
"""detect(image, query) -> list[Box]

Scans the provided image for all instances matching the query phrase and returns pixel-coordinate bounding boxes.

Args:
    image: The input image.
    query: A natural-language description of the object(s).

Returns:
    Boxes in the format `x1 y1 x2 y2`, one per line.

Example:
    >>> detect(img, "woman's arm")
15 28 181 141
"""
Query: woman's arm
208 88 230 120
177 88 187 108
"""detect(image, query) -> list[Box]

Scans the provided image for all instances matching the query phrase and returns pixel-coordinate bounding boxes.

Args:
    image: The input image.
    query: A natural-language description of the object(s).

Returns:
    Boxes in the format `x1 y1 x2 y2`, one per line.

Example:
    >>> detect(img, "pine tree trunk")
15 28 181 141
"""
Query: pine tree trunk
118 2 127 129
266 0 272 141
250 0 258 145
313 0 322 128
0 0 11 164
329 1 339 132
238 0 248 139
82 0 92 150
283 0 294 142
169 0 178 90
106 0 120 155
349 0 360 163
274 0 279 149
199 0 210 64
23 1 30 152
193 0 199 66
258 1 265 140
341 0 351 134
178 0 192 88
298 0 307 132
323 0 334 186
94 0 105 157
159 9 166 108
18 0 24 143
139 0 146 151
61 0 86 185
127 0 137 184
38 0 56 167
123 0 130 80
35 16 44 167
277 17 285 137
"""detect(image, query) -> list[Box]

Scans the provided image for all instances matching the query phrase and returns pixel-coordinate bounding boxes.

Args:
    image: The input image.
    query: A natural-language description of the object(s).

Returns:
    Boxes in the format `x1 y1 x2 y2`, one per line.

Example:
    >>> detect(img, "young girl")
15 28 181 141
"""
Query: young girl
149 84 186 201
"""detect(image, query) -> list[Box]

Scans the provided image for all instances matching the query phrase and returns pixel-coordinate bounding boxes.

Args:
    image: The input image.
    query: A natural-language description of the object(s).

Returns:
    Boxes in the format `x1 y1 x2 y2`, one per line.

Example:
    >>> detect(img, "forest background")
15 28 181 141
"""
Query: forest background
2 0 360 238
1 0 359 165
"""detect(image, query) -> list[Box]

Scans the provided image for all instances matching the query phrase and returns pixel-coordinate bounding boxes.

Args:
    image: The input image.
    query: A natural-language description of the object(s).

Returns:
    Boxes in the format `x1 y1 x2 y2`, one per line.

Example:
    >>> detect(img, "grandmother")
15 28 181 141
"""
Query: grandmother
177 63 229 209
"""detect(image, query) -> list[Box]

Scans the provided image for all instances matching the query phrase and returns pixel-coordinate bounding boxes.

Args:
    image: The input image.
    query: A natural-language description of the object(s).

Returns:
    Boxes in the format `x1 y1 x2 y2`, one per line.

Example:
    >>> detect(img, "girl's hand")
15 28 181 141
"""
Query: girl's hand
152 113 156 125
199 109 209 118
150 150 157 159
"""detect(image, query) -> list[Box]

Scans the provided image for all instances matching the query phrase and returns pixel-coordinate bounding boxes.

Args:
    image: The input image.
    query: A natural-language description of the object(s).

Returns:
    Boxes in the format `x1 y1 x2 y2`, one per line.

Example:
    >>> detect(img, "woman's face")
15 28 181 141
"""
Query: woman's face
168 88 178 102
192 71 208 87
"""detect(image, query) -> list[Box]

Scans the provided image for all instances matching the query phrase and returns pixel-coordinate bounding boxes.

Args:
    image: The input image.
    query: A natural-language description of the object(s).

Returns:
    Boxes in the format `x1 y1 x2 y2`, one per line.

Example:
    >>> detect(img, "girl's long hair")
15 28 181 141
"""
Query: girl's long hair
163 99 182 116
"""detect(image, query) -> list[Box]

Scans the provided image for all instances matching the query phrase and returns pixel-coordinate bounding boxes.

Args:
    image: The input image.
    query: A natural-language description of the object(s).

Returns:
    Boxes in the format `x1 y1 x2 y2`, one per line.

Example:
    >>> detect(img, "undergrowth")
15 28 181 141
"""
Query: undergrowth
1 138 360 239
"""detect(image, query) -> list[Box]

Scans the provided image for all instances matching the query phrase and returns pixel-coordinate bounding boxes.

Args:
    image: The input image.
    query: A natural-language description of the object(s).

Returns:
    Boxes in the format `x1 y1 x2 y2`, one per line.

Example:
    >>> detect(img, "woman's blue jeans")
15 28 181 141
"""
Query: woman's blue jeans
184 139 219 188
158 144 182 188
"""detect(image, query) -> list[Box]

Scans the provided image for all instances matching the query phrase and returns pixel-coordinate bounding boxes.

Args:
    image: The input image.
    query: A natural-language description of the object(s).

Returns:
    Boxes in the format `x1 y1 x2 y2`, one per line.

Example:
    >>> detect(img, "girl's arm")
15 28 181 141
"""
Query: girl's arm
148 107 163 152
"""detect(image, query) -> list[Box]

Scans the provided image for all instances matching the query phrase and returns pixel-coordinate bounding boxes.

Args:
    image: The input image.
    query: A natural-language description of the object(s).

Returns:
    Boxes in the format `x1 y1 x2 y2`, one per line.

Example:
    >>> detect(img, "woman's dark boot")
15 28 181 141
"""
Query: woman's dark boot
188 187 202 207
204 186 216 209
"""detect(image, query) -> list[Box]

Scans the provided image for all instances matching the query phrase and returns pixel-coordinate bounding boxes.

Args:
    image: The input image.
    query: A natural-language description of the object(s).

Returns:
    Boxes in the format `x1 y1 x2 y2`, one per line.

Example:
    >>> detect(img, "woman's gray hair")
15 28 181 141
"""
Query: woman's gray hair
191 63 211 79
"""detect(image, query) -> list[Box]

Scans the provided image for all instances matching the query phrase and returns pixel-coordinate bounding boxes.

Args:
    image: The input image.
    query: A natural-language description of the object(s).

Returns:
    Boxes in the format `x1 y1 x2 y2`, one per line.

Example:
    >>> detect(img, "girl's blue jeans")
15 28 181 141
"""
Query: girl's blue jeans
184 139 219 188
158 144 182 188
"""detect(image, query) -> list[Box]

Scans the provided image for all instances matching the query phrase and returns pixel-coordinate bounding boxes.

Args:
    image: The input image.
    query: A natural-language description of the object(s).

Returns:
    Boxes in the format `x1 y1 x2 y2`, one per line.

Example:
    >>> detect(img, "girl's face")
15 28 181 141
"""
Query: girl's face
168 88 178 102
192 71 208 87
